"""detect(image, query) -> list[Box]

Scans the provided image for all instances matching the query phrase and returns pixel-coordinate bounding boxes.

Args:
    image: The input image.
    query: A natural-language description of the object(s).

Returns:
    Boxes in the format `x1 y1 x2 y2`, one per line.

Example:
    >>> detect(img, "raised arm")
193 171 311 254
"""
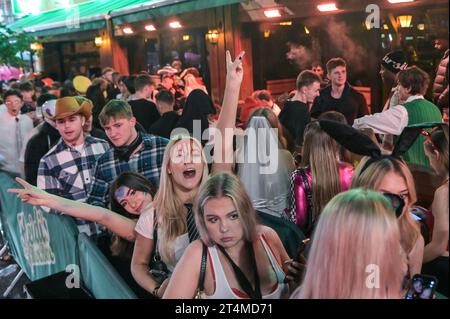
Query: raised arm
9 178 136 241
212 50 245 174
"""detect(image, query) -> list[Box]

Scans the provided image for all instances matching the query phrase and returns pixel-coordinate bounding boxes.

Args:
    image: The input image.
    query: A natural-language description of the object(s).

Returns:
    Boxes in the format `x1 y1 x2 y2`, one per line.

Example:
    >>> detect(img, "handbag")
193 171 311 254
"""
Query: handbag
149 212 169 285
194 243 208 299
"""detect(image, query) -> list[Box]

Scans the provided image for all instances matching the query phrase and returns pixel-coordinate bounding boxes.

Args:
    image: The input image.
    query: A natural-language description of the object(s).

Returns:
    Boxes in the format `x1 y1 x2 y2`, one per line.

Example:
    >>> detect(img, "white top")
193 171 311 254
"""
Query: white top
353 95 424 135
203 235 288 299
0 111 34 175
135 207 190 272
0 104 6 114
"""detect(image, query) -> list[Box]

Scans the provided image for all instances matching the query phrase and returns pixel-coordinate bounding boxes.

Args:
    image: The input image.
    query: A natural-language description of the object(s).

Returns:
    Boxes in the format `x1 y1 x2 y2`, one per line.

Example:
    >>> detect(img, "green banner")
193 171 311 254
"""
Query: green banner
0 172 79 281
78 233 137 299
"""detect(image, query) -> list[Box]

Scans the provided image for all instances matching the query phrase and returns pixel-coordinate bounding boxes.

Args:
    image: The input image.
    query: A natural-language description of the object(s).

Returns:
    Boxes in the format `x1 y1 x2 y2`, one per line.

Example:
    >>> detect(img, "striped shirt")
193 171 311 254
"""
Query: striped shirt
37 135 110 236
87 133 168 208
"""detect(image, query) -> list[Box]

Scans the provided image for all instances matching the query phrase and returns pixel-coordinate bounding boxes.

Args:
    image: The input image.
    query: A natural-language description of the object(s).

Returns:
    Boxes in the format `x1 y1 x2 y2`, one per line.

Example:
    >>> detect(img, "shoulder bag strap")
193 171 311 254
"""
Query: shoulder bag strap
299 168 314 236
198 243 208 292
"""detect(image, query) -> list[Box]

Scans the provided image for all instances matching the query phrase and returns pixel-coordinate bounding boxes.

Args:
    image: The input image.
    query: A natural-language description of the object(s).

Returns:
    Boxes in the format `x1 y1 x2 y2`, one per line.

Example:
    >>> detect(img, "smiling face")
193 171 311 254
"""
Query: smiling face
302 81 321 103
203 196 244 248
55 114 85 146
168 139 204 193
328 66 347 87
114 186 152 215
376 171 410 217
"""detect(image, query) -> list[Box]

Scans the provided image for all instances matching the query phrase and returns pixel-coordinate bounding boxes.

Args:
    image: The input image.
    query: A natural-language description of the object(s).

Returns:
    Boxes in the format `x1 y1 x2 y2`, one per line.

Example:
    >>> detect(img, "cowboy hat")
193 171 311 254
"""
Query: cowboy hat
47 96 92 121
73 75 91 94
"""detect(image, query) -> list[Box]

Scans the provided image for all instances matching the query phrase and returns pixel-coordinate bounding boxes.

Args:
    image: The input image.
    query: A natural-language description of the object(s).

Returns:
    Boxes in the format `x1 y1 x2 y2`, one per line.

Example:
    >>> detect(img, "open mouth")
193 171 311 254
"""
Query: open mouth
183 168 196 179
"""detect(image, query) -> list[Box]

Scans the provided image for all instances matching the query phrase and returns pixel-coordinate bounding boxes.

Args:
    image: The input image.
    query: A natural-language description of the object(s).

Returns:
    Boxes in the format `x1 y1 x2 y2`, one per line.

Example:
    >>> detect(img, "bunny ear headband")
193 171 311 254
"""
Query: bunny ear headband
318 119 445 172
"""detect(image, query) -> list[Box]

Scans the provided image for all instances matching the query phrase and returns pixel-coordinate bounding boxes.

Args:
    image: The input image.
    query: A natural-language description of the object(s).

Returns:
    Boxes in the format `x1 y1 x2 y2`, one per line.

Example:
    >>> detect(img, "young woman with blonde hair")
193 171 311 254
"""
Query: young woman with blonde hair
131 134 208 297
131 50 249 298
291 189 407 299
351 157 424 277
289 121 354 236
163 173 294 299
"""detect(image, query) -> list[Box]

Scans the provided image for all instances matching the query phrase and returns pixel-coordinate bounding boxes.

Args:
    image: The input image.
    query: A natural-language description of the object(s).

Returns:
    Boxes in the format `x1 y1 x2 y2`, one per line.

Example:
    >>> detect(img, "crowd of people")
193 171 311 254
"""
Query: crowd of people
1 37 449 299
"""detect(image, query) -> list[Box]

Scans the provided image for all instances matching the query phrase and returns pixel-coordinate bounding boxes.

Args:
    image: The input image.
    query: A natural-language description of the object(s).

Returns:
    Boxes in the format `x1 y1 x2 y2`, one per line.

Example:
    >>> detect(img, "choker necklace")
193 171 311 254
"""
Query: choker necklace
115 132 143 161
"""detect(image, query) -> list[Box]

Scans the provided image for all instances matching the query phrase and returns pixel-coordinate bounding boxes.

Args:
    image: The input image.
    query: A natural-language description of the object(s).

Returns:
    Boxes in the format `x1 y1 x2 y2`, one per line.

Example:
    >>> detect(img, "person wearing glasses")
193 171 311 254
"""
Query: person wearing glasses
0 89 34 177
422 124 449 297
351 157 424 277
291 189 407 299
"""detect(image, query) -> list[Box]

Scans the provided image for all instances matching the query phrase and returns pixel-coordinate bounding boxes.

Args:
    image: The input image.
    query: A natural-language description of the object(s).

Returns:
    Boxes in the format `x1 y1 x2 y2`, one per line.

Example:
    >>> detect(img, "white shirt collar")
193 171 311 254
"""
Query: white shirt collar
405 95 424 103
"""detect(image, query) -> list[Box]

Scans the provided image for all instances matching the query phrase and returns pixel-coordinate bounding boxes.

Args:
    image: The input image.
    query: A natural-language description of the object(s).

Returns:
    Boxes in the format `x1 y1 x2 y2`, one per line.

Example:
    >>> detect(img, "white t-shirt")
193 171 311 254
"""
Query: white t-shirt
134 206 190 271
0 112 34 175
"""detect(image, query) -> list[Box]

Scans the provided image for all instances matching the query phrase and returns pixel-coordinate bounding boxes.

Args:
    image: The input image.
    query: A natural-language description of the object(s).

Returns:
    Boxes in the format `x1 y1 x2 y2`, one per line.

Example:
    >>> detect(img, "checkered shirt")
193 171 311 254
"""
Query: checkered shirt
86 133 168 208
37 135 110 236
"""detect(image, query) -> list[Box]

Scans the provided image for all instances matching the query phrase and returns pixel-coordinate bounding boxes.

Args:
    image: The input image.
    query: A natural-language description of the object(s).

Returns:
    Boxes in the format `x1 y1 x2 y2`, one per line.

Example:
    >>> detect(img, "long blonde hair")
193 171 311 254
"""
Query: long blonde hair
350 157 420 255
301 121 341 219
292 189 406 299
153 135 209 264
194 172 258 246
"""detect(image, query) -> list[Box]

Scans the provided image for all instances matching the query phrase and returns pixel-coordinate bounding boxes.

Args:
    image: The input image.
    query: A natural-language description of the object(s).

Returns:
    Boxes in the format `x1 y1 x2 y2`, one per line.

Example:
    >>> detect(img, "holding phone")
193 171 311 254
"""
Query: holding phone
405 274 438 299
295 238 310 262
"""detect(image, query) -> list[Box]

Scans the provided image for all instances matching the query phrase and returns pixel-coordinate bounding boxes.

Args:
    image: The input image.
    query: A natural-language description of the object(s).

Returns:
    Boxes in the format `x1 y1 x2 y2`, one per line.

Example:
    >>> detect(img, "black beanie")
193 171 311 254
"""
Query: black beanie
381 51 408 74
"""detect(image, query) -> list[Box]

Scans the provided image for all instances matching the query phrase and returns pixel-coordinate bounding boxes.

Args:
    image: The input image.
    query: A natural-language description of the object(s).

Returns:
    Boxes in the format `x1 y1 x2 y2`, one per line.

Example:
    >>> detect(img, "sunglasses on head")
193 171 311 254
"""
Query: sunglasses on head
382 192 406 218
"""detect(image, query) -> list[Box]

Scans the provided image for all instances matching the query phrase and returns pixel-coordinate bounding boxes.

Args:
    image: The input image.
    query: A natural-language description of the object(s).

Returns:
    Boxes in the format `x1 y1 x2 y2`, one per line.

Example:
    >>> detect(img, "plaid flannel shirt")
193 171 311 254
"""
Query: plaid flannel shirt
37 135 110 237
87 133 168 208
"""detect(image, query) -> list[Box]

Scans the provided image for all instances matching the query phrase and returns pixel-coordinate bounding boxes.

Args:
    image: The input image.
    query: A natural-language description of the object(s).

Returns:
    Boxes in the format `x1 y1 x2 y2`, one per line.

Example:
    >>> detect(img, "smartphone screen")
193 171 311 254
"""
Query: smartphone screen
404 274 438 299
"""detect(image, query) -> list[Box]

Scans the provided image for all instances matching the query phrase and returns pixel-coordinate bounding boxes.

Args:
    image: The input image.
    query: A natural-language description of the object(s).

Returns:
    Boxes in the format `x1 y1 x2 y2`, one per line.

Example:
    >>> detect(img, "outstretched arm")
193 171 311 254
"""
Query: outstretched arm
8 177 136 241
212 50 245 174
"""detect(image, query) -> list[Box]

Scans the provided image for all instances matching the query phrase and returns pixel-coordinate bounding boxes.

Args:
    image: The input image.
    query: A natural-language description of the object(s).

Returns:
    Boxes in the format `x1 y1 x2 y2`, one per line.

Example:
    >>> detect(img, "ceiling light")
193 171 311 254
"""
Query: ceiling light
145 24 156 31
264 9 281 18
317 3 338 12
388 0 414 3
169 21 182 29
123 27 134 34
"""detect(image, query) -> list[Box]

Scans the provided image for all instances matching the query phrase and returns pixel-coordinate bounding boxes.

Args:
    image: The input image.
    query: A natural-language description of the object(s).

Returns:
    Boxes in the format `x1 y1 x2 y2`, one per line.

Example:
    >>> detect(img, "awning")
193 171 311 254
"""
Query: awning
6 0 145 37
110 0 243 26
7 0 243 37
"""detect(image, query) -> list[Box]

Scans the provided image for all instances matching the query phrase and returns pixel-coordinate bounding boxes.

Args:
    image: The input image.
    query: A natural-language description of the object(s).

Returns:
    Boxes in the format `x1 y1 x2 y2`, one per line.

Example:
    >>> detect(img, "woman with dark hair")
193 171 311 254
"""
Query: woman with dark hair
9 172 155 250
86 82 107 131
10 171 157 298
